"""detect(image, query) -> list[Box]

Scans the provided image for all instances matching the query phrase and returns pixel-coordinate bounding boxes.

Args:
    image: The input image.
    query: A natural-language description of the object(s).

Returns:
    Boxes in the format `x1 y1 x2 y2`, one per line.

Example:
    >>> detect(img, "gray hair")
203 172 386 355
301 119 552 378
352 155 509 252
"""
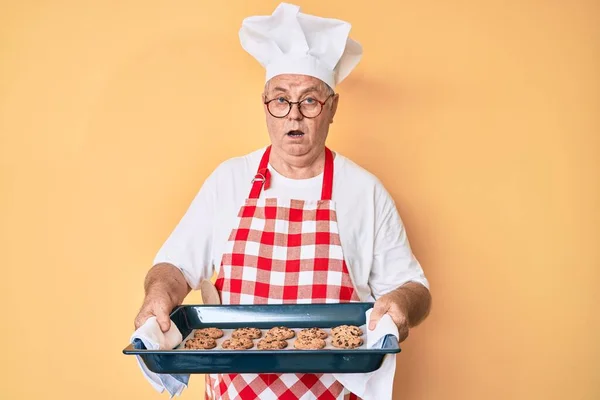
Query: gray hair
263 78 334 97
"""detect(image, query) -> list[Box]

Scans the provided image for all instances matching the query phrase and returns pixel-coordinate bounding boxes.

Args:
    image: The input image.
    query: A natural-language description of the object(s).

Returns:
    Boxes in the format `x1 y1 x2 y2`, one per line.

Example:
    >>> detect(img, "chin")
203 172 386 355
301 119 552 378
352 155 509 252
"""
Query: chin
282 143 313 157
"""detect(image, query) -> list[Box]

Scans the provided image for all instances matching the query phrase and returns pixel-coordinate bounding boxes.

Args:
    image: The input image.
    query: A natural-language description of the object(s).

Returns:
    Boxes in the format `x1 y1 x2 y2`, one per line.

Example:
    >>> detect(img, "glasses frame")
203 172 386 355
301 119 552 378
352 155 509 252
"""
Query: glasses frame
263 93 335 119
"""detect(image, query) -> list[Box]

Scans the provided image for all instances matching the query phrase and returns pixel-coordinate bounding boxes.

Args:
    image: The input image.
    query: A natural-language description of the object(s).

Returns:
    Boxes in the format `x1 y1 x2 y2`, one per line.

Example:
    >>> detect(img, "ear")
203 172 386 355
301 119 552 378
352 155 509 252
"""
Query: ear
262 93 269 115
329 93 339 124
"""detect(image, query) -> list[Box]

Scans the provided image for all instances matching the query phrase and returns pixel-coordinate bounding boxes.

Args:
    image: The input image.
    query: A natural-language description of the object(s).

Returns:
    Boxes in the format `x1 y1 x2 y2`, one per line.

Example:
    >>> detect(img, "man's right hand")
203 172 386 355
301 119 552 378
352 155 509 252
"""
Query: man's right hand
134 263 191 333
134 291 175 332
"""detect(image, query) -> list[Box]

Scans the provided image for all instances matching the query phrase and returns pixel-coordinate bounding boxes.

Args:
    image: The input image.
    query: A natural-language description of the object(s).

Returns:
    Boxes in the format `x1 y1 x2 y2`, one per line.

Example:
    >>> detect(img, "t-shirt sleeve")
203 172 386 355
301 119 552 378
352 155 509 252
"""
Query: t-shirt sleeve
152 168 218 290
369 182 430 299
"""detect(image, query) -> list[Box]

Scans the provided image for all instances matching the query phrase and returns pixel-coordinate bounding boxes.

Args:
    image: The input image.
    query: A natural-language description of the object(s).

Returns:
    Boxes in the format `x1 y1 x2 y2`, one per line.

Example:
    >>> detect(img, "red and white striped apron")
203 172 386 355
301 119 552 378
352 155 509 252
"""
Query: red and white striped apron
208 145 361 400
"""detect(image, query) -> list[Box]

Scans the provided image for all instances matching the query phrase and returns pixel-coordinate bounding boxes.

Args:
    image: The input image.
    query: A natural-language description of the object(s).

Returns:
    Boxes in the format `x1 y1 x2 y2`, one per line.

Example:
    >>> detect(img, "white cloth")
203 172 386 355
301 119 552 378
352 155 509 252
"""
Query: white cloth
333 309 400 400
130 317 188 398
239 2 362 88
154 147 429 301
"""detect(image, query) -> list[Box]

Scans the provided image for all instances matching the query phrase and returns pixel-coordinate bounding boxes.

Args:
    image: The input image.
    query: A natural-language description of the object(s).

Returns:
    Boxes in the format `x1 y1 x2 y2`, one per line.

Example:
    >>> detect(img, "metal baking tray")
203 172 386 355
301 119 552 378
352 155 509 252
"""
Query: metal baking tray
123 302 400 374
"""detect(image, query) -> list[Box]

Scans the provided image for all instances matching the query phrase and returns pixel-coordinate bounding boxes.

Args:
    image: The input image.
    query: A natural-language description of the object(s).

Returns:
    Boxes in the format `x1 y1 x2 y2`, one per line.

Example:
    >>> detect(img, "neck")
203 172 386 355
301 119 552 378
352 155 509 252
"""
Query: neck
269 147 326 179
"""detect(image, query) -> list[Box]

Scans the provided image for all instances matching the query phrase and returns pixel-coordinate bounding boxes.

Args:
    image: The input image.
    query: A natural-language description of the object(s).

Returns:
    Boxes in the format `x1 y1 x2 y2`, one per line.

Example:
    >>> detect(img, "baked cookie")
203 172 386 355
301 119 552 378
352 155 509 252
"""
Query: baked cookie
257 337 288 350
293 337 326 350
266 326 295 340
184 337 217 350
222 337 254 350
194 327 224 339
331 334 364 349
331 325 363 337
232 327 262 339
298 327 328 340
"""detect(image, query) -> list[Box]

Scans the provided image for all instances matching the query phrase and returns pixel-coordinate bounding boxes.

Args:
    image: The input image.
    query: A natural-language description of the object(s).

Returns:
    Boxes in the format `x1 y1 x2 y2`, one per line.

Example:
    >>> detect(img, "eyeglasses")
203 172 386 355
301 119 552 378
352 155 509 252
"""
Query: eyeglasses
263 93 335 119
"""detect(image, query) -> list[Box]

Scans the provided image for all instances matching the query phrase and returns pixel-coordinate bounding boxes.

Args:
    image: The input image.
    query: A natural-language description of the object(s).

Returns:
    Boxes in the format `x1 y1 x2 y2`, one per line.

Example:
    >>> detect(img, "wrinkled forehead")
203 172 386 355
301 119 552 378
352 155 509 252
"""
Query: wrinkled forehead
265 74 330 96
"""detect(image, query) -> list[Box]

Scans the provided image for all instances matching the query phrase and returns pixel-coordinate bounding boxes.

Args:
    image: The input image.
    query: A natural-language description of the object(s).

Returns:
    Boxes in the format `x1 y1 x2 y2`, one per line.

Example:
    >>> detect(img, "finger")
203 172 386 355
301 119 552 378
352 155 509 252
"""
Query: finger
134 309 171 332
155 306 172 333
368 299 389 330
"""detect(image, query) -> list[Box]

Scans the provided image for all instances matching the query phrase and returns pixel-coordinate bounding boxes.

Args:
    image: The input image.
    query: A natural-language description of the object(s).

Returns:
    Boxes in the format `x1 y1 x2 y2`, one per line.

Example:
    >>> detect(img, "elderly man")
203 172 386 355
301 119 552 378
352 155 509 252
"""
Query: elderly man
134 3 431 399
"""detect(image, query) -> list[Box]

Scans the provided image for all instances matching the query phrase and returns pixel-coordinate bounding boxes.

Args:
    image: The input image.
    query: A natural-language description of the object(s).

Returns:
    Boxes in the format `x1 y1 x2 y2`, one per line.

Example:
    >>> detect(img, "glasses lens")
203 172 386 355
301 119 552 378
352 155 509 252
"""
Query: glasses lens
268 98 291 117
299 98 322 118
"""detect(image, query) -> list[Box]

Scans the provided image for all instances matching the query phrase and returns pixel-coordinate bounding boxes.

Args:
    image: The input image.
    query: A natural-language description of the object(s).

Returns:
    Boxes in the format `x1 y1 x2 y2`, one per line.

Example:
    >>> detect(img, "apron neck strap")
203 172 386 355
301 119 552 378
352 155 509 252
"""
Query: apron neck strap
249 146 271 199
248 145 334 201
321 147 334 201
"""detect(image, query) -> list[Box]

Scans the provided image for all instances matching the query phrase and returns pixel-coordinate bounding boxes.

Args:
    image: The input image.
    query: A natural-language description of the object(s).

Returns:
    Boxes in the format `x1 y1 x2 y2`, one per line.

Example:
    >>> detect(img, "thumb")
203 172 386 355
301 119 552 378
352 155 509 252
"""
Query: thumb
369 299 389 331
156 310 172 333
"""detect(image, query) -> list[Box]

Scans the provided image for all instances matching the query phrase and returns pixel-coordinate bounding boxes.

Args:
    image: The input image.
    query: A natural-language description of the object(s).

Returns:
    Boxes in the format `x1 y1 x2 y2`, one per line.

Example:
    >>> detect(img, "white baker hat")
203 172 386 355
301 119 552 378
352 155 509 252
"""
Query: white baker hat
239 2 363 89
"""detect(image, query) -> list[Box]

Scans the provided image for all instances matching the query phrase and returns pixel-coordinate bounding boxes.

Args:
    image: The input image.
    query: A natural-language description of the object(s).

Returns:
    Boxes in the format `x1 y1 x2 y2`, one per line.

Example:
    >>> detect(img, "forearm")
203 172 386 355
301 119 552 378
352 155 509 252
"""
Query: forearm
144 263 191 306
391 281 431 327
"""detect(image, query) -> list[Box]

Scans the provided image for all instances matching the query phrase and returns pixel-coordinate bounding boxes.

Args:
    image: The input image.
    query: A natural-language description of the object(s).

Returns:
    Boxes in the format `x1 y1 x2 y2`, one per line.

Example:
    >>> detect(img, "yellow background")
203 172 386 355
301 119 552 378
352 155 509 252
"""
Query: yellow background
1 0 598 399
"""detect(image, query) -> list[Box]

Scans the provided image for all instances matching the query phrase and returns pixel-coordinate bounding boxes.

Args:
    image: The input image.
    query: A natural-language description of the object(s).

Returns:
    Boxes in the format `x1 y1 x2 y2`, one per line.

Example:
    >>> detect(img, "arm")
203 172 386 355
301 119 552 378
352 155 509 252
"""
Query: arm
134 167 221 331
366 182 432 341
134 263 191 332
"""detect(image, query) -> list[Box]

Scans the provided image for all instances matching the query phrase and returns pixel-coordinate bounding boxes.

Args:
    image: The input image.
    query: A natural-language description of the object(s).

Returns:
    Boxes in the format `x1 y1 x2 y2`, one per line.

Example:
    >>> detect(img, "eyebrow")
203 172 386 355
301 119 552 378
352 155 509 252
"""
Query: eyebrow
271 86 321 95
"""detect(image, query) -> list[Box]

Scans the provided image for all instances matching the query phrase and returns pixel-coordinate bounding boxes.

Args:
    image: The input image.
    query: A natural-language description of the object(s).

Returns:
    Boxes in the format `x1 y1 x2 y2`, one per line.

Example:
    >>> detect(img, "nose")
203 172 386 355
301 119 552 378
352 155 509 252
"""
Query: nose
287 103 303 120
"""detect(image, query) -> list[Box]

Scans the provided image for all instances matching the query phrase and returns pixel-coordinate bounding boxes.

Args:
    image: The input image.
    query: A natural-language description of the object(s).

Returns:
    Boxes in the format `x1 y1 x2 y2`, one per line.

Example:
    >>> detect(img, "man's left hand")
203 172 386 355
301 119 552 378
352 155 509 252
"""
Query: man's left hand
368 290 410 342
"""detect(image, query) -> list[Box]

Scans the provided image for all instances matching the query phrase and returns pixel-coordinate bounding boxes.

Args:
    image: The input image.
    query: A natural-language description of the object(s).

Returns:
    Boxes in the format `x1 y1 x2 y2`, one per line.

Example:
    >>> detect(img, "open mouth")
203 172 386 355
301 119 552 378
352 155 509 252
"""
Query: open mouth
287 130 305 138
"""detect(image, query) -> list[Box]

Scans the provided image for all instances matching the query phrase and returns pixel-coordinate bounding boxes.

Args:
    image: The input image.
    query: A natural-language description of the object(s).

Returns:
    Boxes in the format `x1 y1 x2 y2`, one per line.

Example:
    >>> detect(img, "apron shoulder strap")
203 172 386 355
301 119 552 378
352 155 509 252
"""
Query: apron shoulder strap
249 146 272 199
321 147 334 201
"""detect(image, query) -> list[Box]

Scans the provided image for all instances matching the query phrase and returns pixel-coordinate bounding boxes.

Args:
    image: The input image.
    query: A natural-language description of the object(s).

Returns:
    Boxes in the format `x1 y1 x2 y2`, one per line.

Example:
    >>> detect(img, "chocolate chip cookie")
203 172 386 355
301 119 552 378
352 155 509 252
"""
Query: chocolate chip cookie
331 325 363 337
184 337 217 350
298 327 328 340
257 337 288 350
232 327 262 339
221 337 254 350
293 337 326 350
194 327 224 339
265 326 295 340
331 334 364 349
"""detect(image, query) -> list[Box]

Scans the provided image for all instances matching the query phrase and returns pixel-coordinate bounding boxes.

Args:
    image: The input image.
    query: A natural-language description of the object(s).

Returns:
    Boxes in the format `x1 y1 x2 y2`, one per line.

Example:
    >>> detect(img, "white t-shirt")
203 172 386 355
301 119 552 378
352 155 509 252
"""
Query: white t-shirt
153 147 429 301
